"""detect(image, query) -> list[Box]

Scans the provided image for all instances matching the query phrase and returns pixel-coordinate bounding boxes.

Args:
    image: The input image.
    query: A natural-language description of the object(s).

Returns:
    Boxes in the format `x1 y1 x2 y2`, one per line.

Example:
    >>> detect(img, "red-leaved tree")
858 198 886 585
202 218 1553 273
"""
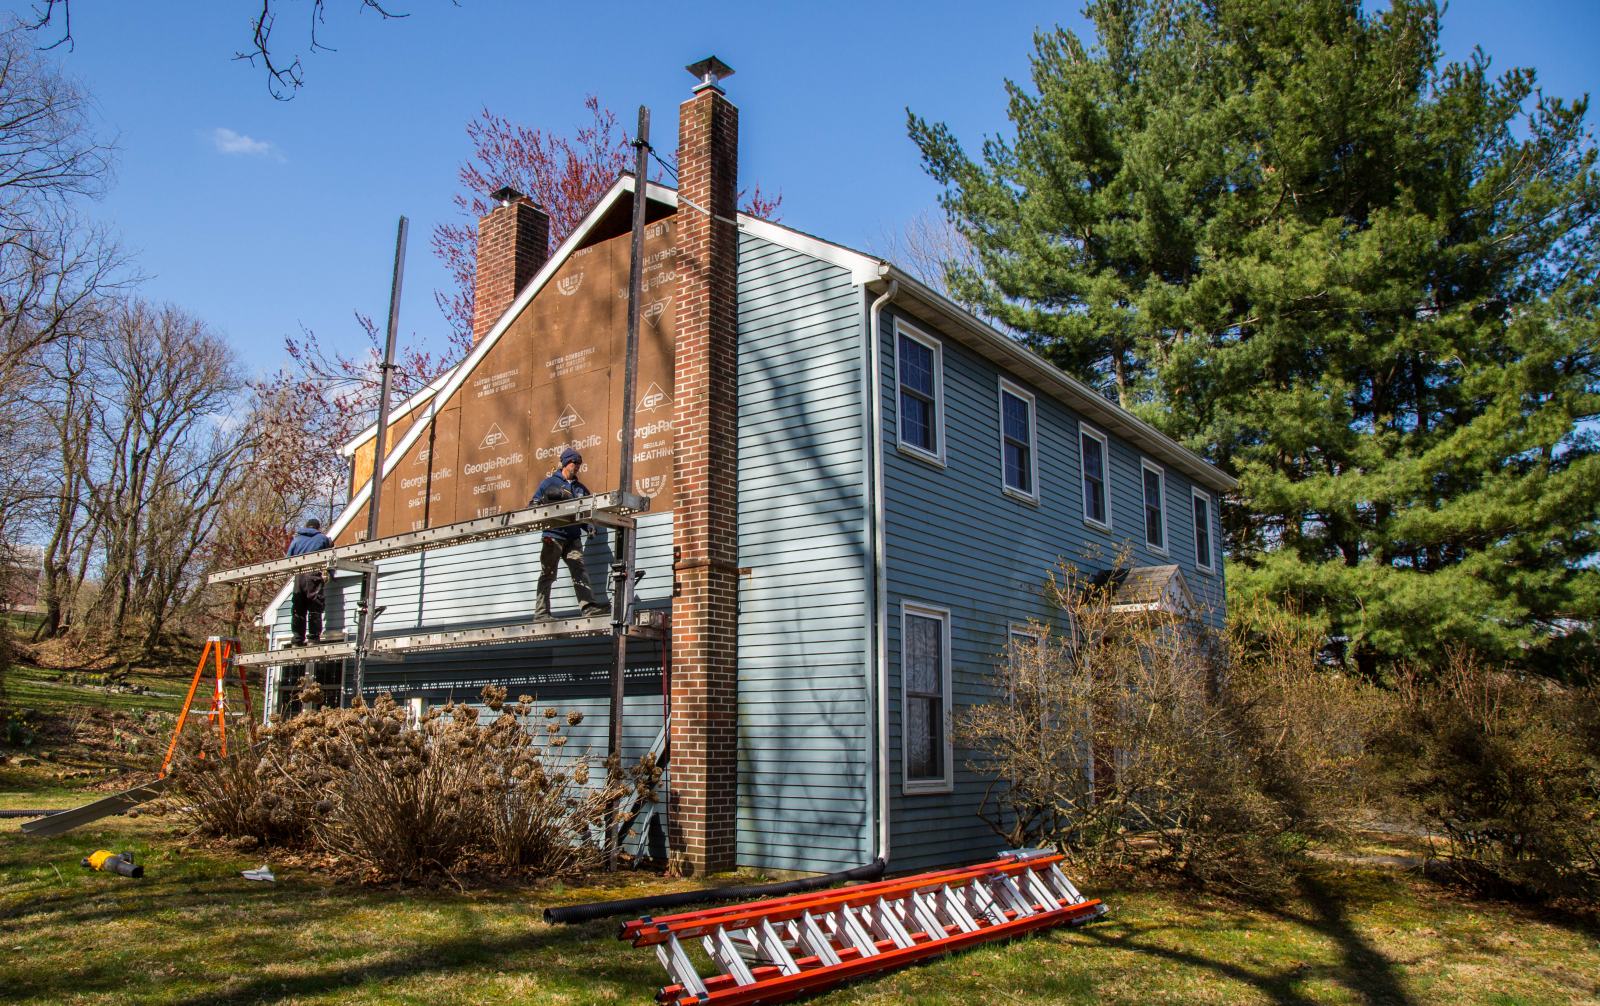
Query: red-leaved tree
432 97 782 352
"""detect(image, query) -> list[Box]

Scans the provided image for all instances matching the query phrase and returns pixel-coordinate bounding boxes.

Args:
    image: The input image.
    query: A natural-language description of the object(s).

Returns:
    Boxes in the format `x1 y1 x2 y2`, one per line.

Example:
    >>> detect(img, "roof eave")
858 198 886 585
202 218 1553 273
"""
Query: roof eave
870 265 1240 495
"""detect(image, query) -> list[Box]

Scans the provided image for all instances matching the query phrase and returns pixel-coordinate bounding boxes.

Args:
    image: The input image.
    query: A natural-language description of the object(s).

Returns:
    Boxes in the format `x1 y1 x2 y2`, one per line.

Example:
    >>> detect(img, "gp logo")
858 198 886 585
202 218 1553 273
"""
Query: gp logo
638 382 672 413
642 295 672 328
478 423 509 450
552 405 585 432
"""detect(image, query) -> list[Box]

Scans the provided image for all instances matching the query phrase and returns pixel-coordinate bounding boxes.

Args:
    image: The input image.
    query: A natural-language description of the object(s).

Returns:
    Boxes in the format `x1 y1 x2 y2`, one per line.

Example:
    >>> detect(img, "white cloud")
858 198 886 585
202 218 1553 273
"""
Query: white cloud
211 127 281 160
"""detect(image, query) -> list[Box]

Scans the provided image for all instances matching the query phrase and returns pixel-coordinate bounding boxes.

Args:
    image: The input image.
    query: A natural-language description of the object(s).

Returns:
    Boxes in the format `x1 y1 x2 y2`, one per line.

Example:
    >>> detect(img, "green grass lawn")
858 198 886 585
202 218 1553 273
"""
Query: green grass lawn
2 808 1596 1006
4 652 1596 1005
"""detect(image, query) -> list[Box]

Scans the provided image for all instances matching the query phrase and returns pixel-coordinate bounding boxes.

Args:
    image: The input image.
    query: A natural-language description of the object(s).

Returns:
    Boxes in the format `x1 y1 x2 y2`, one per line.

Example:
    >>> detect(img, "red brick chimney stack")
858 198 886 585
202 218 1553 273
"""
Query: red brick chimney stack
473 187 549 344
669 56 740 876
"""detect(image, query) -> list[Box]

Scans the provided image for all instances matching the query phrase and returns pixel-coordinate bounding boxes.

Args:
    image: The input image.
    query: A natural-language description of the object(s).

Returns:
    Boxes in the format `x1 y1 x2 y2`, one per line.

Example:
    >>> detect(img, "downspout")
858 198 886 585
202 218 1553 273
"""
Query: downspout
865 274 898 865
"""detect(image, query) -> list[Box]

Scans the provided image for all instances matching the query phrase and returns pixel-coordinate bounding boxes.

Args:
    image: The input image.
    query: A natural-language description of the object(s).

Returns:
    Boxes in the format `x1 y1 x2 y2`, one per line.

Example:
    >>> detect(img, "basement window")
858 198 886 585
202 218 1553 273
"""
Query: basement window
903 602 953 794
895 321 944 464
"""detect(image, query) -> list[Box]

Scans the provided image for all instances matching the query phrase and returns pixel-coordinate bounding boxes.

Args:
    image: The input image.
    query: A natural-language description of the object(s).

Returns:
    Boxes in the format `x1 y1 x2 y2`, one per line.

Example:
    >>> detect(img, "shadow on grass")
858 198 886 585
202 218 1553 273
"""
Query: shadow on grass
1064 871 1419 1006
3 873 662 1006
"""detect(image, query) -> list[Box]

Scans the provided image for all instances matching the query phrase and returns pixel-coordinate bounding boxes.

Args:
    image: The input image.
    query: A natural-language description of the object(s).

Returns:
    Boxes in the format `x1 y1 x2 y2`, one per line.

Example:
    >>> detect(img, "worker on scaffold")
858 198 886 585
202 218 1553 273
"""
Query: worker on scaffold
531 447 610 620
286 517 334 646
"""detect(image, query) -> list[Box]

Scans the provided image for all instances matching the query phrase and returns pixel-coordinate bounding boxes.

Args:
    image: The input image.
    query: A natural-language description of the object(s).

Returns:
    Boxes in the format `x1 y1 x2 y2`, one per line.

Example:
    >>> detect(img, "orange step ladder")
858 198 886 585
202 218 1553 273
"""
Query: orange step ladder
159 636 258 778
620 850 1105 1005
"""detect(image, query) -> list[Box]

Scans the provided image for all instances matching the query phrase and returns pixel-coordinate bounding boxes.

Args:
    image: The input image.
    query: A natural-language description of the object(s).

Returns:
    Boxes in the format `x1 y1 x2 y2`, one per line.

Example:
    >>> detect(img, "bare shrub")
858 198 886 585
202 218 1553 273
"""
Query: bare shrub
170 683 650 883
960 557 1379 895
1226 597 1381 836
1386 654 1600 901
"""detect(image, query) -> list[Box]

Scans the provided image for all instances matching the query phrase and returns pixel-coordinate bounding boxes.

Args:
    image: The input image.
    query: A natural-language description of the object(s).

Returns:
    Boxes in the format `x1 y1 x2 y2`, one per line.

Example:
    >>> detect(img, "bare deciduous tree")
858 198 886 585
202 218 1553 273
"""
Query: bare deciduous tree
82 301 255 658
24 2 424 100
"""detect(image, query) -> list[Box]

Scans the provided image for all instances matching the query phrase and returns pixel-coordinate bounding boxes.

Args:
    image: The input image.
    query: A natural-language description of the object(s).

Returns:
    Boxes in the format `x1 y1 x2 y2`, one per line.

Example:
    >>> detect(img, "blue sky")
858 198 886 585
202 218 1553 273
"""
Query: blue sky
9 1 1598 377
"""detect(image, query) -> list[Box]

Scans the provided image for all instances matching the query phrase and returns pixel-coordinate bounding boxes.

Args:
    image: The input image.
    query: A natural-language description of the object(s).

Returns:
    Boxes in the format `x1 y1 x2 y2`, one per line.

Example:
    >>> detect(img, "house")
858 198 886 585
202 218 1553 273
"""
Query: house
1 545 43 614
255 59 1238 877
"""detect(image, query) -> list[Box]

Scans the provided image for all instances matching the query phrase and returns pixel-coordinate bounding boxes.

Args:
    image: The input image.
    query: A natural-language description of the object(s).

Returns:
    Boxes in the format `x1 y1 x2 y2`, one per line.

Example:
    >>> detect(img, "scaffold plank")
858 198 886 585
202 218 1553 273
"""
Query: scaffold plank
208 491 650 587
232 609 667 668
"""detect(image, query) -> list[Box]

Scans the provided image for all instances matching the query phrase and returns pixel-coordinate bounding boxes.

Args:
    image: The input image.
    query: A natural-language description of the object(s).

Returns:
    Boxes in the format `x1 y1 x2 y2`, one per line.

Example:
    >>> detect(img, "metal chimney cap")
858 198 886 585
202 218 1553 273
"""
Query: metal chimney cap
686 56 734 94
490 185 525 207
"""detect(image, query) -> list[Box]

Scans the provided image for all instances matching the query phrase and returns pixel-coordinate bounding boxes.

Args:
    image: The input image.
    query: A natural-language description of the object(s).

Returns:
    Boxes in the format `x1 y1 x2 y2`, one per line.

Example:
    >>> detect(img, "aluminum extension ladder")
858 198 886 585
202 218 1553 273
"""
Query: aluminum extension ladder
620 850 1105 1005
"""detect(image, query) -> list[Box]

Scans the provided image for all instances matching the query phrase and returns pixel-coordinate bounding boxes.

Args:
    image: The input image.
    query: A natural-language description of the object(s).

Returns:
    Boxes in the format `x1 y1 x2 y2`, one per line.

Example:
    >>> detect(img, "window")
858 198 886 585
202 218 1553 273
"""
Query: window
1142 460 1167 552
902 603 953 793
1005 625 1042 710
1079 425 1111 529
998 379 1038 501
1192 489 1215 573
895 323 943 463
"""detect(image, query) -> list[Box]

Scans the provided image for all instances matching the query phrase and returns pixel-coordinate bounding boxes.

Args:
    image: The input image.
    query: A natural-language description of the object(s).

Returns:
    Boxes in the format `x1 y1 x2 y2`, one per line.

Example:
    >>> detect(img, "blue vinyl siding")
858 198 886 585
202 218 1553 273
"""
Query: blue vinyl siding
264 221 1230 877
878 306 1227 871
733 233 871 873
268 232 873 875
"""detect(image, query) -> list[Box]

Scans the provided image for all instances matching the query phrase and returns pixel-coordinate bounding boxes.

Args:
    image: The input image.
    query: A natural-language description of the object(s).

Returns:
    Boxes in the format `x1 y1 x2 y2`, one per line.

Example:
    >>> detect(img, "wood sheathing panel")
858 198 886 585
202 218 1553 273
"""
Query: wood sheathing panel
343 212 678 542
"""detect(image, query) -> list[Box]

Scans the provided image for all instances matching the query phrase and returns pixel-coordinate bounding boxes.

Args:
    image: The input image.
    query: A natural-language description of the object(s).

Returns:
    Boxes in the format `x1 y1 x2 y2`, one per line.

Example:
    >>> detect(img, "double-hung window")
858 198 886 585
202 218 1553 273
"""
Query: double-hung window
998 379 1038 501
1193 489 1215 573
895 323 943 463
1142 459 1168 552
1079 424 1111 529
902 603 953 793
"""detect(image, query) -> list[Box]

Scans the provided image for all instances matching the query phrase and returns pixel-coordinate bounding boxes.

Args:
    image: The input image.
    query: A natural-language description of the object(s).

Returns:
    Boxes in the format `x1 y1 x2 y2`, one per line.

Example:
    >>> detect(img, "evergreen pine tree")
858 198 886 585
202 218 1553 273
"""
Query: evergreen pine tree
910 0 1600 675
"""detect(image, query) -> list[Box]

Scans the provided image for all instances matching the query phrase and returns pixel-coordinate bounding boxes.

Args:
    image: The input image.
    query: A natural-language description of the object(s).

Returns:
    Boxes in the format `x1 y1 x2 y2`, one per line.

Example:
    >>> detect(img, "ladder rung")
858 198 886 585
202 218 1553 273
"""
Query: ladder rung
628 854 1106 1006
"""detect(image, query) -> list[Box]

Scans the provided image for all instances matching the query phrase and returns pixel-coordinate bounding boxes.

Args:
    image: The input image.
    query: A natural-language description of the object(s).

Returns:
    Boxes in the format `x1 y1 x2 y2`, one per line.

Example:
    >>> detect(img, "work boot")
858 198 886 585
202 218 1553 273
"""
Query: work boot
582 603 611 617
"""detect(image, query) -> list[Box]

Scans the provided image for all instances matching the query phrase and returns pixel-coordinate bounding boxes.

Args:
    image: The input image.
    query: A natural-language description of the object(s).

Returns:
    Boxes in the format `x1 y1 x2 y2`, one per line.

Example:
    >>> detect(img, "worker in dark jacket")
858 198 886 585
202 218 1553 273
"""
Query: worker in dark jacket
286 518 334 645
531 448 609 619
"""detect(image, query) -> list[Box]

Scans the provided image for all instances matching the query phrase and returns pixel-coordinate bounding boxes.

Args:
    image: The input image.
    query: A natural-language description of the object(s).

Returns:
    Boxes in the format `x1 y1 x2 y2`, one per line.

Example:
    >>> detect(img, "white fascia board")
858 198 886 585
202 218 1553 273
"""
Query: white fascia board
258 175 647 624
872 265 1240 495
340 370 455 458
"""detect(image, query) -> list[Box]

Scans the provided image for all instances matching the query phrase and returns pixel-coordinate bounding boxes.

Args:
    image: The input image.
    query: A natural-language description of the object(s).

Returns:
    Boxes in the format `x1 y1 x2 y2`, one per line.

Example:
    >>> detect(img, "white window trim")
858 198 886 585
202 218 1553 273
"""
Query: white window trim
901 601 955 795
1141 458 1169 555
1005 624 1042 707
1078 422 1113 532
1192 487 1216 574
997 378 1041 504
893 320 946 467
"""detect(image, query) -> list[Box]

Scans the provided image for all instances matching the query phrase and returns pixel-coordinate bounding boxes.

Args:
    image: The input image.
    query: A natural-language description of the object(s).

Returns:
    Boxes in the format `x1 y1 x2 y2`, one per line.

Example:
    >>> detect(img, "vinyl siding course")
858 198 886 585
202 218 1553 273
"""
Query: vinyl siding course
733 232 871 873
878 307 1226 871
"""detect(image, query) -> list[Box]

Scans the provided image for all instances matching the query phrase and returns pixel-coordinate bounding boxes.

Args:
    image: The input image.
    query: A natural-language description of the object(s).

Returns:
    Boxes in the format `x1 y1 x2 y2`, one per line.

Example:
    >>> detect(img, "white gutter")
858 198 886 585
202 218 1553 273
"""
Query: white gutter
865 279 898 864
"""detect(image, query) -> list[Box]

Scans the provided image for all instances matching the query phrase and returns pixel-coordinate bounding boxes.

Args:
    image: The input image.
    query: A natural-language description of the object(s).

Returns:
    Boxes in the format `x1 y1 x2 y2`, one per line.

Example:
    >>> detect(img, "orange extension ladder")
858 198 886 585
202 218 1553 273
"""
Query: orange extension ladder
619 850 1105 1006
158 635 258 778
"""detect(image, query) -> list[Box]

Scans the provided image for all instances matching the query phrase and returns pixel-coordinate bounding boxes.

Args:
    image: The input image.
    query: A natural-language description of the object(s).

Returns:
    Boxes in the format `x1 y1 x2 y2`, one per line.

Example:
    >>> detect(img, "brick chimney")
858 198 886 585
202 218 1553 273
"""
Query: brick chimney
473 186 549 343
669 56 740 876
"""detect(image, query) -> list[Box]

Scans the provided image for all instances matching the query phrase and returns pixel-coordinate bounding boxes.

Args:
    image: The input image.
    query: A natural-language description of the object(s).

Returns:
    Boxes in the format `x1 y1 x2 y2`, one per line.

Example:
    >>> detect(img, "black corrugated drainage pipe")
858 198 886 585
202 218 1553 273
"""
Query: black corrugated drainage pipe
543 858 888 926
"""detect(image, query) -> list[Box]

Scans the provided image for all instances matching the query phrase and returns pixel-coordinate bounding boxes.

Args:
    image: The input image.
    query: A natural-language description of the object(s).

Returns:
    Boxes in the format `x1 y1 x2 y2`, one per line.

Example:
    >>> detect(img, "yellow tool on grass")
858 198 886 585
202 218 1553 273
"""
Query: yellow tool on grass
81 849 142 878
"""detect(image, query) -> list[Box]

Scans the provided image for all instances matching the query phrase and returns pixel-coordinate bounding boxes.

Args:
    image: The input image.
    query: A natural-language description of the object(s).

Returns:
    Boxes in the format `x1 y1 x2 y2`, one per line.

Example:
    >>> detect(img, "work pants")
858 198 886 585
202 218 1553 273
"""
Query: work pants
291 571 325 644
535 536 604 617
